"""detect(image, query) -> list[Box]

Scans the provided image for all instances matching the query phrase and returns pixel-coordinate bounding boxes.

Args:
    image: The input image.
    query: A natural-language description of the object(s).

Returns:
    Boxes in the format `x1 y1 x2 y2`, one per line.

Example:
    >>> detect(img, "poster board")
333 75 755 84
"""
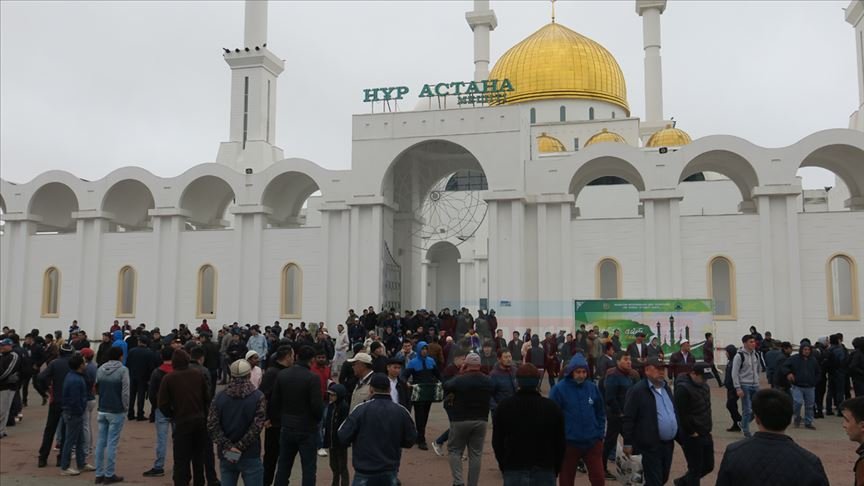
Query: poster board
574 299 714 359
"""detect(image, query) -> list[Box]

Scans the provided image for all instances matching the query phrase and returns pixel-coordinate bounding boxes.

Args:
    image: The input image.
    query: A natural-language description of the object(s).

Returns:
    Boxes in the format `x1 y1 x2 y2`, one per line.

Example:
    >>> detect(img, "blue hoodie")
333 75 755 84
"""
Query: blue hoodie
405 341 439 384
549 355 606 448
111 330 128 365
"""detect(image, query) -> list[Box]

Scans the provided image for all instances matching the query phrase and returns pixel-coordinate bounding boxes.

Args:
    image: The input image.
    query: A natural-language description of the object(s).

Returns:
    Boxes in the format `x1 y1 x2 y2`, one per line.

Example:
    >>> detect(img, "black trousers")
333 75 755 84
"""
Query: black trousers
21 375 32 405
173 422 207 486
677 434 714 486
329 446 350 486
413 401 432 444
815 374 827 413
640 440 674 486
129 379 147 419
725 388 742 424
203 436 219 484
38 402 63 460
603 414 623 466
263 425 280 486
829 371 847 413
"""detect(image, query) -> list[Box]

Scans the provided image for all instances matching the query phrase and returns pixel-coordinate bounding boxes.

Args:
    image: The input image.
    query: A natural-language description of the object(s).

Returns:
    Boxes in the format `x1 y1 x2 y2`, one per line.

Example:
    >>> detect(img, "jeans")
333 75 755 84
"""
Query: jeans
263 425 280 486
274 428 317 486
0 389 14 437
351 471 398 486
435 428 450 445
173 421 208 486
739 384 760 437
447 420 486 486
95 411 126 478
329 446 349 486
219 456 263 486
559 441 604 486
640 440 674 486
792 385 816 426
38 402 63 460
677 434 714 486
82 400 97 457
502 468 557 486
153 408 174 470
60 412 86 470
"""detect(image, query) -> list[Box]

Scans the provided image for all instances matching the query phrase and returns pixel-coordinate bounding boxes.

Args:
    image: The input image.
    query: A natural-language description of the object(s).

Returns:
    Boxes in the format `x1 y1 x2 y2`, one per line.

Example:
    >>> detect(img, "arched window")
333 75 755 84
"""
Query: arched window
116 266 136 317
827 254 859 320
281 263 302 318
612 111 616 119
588 107 595 120
529 108 536 124
559 106 566 122
42 267 60 317
197 264 217 318
596 258 621 299
708 257 736 319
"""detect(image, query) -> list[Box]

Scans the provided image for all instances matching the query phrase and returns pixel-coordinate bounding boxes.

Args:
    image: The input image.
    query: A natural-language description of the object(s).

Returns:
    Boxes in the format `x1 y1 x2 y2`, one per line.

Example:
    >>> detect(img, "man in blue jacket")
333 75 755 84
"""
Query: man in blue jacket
110 331 128 365
781 342 821 429
60 354 94 475
549 354 606 486
338 373 417 485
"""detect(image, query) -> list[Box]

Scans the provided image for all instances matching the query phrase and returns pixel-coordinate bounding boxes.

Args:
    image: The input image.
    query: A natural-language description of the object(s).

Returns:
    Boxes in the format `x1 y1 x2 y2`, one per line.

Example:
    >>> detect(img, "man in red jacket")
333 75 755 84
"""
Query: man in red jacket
310 347 331 458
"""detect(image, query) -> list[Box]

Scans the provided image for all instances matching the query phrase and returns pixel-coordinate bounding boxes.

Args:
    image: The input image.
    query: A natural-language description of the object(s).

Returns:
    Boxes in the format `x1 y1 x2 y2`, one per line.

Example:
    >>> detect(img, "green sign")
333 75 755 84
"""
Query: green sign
574 299 715 359
363 79 514 106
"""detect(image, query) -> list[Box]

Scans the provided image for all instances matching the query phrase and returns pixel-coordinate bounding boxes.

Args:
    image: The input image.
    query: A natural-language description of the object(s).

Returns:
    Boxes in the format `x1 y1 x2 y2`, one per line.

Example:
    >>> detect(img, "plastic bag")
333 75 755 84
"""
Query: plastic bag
615 443 644 486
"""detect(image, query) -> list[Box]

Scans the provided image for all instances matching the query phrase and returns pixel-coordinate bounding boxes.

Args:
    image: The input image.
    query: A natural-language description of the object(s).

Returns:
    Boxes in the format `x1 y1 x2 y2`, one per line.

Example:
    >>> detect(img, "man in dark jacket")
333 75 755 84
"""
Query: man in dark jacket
126 338 157 421
207 359 266 486
272 345 323 486
673 362 714 486
622 358 678 486
507 332 523 364
0 338 22 439
143 347 174 477
37 343 74 467
603 352 640 477
549 355 606 486
443 352 494 486
158 349 210 486
492 363 564 485
337 373 417 485
827 334 849 416
259 345 294 486
715 389 828 486
96 332 113 367
840 396 864 486
668 339 696 381
199 332 221 393
626 331 649 376
59 355 92 475
781 342 821 429
488 349 517 412
385 358 412 411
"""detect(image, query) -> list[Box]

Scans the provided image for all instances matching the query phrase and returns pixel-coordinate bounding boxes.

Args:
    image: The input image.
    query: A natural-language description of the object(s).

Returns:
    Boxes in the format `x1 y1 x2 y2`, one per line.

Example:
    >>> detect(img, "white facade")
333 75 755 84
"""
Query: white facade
2 1 863 350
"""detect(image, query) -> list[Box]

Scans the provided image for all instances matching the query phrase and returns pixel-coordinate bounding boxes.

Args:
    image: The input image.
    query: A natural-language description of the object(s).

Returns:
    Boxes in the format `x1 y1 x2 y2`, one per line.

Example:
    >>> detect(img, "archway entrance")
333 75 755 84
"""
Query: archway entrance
425 242 461 312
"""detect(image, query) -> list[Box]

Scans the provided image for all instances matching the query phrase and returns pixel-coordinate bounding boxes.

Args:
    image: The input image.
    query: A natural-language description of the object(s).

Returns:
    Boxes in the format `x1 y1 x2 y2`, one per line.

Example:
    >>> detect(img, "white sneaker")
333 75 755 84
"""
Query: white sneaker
317 448 328 457
61 468 81 476
431 442 442 456
82 464 97 472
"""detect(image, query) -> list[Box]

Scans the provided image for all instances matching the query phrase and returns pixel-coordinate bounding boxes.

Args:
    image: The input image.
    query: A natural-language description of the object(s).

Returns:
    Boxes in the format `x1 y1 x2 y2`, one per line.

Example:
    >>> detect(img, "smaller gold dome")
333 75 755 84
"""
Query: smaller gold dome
646 125 692 148
585 128 626 147
537 132 566 153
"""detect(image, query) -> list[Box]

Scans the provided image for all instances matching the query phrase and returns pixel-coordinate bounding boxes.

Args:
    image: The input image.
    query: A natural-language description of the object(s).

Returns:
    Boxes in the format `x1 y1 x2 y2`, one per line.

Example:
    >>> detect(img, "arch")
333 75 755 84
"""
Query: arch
197 264 217 318
116 266 137 317
29 182 79 233
102 179 155 231
280 263 303 318
261 171 321 228
426 241 461 312
569 157 646 196
707 256 737 320
179 176 236 230
678 150 759 205
798 144 864 207
826 253 859 320
569 156 645 219
42 266 60 317
595 258 622 299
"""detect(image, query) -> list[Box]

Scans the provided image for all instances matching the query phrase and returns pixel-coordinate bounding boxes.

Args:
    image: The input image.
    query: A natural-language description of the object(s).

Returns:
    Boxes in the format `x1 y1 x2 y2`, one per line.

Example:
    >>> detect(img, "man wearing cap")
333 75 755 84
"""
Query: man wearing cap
492 363 565 485
207 359 266 486
626 332 649 376
245 350 263 389
272 345 324 486
673 362 715 486
0 338 21 439
348 352 375 412
549 354 606 486
37 341 75 467
622 357 678 486
780 342 821 430
443 352 494 486
668 340 696 382
337 373 417 486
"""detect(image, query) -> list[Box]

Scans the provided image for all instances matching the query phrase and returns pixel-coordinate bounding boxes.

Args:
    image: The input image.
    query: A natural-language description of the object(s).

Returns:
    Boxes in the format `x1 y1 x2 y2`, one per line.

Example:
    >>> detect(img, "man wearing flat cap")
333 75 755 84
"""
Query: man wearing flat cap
673 362 715 485
626 331 649 377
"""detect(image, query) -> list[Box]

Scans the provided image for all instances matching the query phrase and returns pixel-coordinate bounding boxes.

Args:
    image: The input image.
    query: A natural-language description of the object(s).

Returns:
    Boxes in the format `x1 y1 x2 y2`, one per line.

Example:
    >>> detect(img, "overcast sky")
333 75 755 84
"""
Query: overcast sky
0 0 858 188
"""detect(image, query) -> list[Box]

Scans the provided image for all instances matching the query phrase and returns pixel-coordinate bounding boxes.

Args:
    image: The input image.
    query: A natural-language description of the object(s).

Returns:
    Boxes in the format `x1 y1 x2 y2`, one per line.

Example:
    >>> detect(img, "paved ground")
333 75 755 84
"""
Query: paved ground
0 382 857 485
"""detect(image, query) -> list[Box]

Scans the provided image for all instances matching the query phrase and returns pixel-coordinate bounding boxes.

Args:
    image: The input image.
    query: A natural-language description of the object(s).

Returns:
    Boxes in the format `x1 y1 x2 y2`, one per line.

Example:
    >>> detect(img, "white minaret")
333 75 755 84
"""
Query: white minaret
216 0 285 173
466 0 497 82
636 0 667 124
846 0 864 132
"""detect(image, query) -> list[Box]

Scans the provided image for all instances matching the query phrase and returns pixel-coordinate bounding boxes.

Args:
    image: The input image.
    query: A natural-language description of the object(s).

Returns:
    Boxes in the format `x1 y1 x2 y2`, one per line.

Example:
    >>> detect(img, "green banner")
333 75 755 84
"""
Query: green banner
574 299 714 359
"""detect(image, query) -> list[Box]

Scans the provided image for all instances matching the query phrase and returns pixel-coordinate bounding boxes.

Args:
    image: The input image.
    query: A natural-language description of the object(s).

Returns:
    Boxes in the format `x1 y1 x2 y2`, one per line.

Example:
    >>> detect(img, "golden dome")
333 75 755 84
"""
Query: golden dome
646 125 693 148
489 22 628 114
585 128 626 147
537 132 566 153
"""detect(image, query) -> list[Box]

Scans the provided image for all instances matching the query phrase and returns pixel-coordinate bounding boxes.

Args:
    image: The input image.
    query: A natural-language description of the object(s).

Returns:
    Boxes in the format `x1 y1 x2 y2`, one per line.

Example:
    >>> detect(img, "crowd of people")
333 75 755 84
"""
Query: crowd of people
0 310 863 486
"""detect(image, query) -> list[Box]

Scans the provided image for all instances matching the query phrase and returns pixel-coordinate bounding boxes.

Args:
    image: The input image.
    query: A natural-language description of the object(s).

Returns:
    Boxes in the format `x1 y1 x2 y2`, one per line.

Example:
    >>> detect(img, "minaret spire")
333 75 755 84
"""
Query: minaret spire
551 0 557 23
846 0 864 131
466 1 498 82
216 0 285 173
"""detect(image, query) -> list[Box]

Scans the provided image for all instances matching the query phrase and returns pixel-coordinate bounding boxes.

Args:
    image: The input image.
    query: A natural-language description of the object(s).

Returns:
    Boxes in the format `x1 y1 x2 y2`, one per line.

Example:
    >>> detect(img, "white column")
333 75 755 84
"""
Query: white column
71 212 111 333
466 0 497 82
0 217 37 329
245 0 268 48
231 206 270 323
458 259 475 309
636 0 667 123
150 209 189 327
510 199 525 318
487 200 500 308
847 0 864 131
640 189 683 298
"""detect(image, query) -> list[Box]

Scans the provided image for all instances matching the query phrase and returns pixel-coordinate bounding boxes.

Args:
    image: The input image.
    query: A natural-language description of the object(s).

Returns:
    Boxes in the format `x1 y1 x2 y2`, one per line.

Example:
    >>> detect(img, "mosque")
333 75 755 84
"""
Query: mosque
1 0 862 348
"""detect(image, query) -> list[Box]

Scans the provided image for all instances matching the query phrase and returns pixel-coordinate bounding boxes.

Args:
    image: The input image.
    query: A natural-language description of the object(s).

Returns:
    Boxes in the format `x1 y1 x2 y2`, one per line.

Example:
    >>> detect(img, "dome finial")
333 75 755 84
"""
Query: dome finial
551 0 556 23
